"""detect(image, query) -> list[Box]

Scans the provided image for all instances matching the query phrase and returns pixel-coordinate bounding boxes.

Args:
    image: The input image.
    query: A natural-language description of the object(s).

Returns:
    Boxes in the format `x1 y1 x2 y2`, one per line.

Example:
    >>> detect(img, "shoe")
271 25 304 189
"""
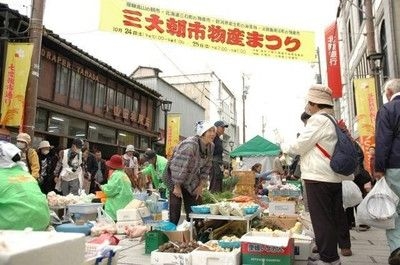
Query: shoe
358 224 370 231
312 246 319 253
340 248 352 256
389 247 400 265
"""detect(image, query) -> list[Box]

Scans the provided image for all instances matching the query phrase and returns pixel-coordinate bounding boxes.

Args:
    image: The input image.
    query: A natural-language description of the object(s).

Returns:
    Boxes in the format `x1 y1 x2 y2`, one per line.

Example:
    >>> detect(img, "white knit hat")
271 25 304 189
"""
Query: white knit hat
195 121 215 136
306 84 334 106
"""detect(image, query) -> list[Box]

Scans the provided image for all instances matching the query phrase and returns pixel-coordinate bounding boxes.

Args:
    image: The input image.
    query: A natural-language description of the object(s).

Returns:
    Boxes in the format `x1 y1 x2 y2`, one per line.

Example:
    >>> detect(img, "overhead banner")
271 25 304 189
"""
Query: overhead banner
324 22 342 98
354 77 377 174
166 113 180 159
1 43 33 127
99 0 316 61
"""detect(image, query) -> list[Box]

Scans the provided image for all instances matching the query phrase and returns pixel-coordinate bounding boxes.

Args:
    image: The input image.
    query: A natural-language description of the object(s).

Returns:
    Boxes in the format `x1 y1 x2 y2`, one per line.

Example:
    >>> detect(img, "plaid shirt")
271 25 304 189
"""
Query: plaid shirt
164 136 214 195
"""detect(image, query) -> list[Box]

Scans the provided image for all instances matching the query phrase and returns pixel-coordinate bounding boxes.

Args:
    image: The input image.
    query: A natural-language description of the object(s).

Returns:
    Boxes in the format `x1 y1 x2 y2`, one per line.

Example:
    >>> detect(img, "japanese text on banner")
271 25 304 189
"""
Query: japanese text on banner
99 0 316 62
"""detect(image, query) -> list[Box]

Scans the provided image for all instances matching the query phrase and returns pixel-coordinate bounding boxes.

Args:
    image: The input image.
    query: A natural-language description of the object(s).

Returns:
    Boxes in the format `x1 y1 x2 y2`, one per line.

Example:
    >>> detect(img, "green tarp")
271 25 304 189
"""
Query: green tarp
230 135 281 157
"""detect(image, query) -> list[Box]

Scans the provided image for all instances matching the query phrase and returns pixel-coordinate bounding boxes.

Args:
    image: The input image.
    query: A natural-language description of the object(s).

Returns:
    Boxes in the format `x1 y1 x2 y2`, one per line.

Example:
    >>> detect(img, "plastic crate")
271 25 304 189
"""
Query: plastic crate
145 230 169 254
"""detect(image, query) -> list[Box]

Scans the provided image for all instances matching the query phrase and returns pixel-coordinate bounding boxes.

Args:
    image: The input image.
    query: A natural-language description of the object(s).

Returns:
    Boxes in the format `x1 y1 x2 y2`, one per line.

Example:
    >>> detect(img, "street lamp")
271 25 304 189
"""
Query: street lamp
161 100 172 157
228 141 234 151
367 52 384 108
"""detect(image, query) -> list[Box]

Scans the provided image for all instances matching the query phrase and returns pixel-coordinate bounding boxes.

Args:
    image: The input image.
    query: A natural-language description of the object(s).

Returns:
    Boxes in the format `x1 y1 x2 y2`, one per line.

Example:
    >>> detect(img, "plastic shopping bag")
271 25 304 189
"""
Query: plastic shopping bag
356 177 399 229
342 180 363 209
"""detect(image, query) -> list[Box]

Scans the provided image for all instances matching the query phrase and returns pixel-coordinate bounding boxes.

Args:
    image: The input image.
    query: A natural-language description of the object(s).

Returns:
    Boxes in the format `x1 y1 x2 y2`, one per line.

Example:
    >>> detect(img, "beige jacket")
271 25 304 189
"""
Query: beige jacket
284 109 351 183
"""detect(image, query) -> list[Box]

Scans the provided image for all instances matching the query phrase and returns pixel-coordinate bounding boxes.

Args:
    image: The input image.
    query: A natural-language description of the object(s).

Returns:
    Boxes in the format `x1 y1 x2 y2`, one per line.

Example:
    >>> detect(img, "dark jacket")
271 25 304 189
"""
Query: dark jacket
375 95 400 172
37 149 59 194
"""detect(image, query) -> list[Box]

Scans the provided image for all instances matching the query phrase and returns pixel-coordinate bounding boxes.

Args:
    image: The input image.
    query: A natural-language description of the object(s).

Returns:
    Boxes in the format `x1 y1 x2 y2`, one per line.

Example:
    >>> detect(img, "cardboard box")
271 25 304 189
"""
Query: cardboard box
116 220 143 234
151 249 191 265
191 247 240 265
0 230 85 265
294 239 313 261
265 215 299 231
268 201 296 215
116 208 141 221
163 230 191 243
240 231 294 265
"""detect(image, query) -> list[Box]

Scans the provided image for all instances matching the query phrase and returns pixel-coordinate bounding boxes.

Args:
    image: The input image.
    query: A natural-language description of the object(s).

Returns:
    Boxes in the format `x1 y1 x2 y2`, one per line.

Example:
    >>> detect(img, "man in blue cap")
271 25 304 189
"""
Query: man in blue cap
209 120 228 192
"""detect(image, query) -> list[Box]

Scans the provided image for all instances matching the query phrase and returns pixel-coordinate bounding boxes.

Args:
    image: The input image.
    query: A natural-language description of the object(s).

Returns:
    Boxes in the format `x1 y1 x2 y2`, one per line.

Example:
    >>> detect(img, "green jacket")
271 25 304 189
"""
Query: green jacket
101 169 133 220
0 166 50 230
141 155 168 189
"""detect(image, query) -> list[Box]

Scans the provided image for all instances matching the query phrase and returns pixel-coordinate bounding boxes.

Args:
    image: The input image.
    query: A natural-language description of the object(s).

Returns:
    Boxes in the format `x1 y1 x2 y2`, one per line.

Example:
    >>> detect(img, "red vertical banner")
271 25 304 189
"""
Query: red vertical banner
324 22 342 98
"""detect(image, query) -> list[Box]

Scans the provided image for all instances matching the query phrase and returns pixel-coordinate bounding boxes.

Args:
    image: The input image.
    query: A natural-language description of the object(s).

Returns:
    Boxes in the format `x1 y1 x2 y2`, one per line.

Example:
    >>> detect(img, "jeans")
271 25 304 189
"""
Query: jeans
385 168 400 253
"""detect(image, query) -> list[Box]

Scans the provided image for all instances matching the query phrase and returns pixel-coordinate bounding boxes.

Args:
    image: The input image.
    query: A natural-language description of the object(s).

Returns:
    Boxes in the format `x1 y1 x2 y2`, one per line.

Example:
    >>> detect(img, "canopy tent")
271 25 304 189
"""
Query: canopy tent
229 135 281 171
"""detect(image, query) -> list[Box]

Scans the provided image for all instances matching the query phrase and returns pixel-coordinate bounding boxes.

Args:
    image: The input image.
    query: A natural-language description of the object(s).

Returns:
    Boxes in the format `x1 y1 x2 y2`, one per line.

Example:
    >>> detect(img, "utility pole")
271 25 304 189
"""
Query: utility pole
316 47 322 84
261 115 266 138
365 0 383 108
24 0 45 138
242 74 249 144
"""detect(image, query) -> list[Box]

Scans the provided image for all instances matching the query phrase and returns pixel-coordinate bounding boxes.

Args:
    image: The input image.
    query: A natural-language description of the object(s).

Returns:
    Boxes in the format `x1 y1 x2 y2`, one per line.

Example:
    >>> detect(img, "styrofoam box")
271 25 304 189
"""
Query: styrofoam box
294 239 313 261
191 247 240 265
268 201 296 215
116 220 143 234
0 230 85 265
151 250 191 265
68 203 103 214
116 208 141 221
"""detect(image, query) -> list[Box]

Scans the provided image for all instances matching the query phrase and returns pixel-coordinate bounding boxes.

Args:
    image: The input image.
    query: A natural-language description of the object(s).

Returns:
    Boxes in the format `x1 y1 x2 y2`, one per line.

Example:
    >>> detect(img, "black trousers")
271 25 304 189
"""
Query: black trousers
209 161 223 192
169 187 201 225
306 181 350 262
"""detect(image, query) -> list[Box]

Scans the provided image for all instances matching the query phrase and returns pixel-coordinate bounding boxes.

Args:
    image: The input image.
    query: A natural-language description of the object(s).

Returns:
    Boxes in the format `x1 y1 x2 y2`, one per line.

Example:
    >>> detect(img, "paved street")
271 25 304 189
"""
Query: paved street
112 226 390 265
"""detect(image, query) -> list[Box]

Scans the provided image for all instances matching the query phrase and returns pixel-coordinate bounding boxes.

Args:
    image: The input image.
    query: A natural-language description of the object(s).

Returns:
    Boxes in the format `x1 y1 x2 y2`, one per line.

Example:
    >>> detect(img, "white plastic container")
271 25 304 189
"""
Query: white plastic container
68 203 103 214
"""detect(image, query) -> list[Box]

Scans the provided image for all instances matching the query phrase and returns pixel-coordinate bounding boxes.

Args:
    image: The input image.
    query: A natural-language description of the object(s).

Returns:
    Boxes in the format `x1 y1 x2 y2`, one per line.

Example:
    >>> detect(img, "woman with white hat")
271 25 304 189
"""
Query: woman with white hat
37 140 58 194
163 121 216 225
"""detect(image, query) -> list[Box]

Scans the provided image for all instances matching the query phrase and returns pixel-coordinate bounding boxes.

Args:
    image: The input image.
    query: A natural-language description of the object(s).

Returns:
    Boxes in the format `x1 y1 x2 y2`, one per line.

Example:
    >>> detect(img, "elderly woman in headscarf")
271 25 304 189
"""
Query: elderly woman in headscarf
0 141 50 230
164 121 216 225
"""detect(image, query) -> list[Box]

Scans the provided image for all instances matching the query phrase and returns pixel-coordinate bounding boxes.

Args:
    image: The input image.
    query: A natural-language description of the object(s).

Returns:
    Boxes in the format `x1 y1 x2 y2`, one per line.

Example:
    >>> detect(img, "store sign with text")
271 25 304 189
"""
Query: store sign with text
99 0 316 62
324 22 342 99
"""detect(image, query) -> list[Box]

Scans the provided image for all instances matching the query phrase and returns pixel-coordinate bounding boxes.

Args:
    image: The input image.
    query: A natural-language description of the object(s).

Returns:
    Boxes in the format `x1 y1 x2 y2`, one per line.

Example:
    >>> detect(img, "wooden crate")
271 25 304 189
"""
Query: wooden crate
234 184 255 196
231 170 255 185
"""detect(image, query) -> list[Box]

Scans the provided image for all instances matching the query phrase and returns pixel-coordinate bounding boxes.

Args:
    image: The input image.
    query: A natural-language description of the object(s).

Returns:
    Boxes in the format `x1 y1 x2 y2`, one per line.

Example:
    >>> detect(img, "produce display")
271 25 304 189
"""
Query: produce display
47 191 96 207
157 241 200 253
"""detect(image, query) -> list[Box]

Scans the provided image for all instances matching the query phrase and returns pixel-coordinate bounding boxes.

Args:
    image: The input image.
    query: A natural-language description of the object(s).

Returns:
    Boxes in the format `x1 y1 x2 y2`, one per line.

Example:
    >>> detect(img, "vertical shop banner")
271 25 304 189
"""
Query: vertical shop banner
354 77 377 173
99 0 316 61
1 43 33 126
324 22 342 98
166 114 180 159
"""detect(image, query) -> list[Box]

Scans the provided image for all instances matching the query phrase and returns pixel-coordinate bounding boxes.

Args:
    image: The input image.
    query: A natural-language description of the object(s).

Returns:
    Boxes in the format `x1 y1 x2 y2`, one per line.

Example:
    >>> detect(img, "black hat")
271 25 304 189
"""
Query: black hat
143 150 156 161
214 120 228 128
72 138 84 149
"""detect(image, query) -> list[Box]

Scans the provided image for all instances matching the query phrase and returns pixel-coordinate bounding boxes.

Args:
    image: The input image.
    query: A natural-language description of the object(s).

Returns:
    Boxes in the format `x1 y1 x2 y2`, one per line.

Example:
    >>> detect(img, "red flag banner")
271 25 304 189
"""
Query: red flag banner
324 22 342 98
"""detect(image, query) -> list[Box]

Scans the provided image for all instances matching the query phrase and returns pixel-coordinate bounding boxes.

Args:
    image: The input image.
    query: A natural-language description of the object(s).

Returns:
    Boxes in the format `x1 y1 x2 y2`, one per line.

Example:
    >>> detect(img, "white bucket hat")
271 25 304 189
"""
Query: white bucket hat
38 140 51 149
125 144 135 153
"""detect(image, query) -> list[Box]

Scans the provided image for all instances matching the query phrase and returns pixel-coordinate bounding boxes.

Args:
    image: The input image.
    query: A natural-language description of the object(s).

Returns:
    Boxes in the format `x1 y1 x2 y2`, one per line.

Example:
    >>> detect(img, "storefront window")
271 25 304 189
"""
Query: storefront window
125 95 132 110
107 88 115 106
35 108 48 131
69 117 87 138
70 71 83 100
140 135 150 150
95 83 106 108
88 123 116 144
83 78 95 105
117 130 135 147
117 91 124 107
55 65 70 95
48 113 68 135
133 98 139 112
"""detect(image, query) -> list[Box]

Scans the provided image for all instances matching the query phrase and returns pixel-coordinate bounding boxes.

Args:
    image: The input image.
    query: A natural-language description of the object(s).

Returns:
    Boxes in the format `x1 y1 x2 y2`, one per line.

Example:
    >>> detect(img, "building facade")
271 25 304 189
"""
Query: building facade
162 72 239 158
338 0 400 133
0 4 162 158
